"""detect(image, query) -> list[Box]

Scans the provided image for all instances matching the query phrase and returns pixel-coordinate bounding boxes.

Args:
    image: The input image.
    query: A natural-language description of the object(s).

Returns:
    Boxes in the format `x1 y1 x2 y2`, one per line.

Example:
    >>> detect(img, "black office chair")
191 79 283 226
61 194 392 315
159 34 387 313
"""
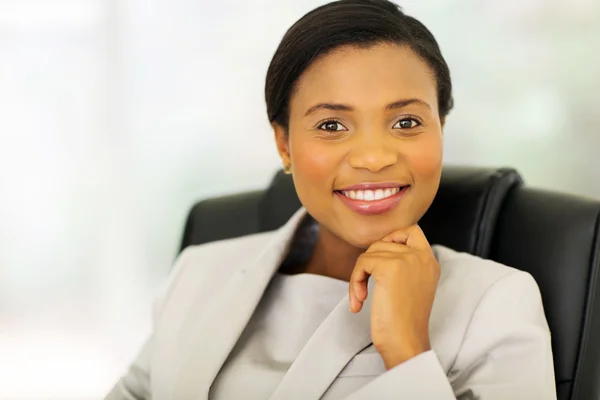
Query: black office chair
180 166 600 400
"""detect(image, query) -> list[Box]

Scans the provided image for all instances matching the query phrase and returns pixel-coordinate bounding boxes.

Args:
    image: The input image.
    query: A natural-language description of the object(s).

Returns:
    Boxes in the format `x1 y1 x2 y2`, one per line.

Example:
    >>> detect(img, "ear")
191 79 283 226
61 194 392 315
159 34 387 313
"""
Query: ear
273 122 291 167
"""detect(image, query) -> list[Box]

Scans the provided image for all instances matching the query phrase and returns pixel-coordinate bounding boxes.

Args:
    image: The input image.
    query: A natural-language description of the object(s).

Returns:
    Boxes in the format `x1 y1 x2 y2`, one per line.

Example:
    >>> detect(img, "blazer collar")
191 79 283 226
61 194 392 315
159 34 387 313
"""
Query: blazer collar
172 207 307 399
172 207 375 400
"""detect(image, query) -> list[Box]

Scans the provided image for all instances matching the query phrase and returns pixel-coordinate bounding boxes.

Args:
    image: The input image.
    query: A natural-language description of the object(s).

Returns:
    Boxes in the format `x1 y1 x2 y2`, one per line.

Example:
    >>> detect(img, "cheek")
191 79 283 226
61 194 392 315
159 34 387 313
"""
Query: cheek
400 133 443 226
288 136 347 217
405 134 443 181
289 138 343 186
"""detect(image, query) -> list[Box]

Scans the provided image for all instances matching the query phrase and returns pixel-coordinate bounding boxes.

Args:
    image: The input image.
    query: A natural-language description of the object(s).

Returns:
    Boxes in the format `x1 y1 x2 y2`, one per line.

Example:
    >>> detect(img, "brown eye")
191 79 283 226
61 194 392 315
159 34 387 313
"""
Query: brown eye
318 120 347 132
393 118 420 129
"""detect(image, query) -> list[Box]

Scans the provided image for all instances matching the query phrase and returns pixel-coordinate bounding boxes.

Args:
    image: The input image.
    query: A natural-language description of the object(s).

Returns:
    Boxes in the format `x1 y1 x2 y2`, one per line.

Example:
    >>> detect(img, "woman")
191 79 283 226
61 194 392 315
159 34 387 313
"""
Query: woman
107 0 556 399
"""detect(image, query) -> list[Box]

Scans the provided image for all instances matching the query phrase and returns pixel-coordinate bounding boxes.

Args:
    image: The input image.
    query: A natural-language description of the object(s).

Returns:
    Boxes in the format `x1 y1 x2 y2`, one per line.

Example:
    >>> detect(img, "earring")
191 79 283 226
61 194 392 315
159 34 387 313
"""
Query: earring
283 164 292 174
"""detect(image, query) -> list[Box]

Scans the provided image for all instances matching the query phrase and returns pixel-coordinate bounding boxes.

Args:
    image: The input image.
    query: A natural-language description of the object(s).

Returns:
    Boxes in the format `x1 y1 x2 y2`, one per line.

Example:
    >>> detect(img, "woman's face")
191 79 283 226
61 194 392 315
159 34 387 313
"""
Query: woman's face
274 43 444 249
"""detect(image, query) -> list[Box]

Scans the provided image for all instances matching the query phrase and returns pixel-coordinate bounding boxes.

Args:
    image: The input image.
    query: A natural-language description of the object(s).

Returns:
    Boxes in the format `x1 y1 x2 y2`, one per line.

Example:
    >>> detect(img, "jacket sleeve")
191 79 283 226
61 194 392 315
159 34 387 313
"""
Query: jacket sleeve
104 337 153 400
104 249 194 400
345 271 556 400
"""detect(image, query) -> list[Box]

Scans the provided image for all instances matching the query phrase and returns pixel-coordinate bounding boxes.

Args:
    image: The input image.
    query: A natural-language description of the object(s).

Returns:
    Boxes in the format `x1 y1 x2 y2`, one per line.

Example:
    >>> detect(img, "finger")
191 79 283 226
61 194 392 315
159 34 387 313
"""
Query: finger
348 257 371 313
349 275 367 313
349 276 368 313
381 224 430 251
365 240 412 255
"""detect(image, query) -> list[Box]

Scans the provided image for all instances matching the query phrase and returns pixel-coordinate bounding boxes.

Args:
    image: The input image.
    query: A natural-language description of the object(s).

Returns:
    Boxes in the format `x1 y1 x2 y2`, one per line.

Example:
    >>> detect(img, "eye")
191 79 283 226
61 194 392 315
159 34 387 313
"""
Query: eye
318 120 347 132
393 117 421 129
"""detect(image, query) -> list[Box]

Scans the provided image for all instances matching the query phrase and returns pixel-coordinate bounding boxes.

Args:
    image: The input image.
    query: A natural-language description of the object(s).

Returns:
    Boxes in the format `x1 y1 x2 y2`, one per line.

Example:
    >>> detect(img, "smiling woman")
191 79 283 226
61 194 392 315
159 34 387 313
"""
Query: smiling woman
106 1 556 399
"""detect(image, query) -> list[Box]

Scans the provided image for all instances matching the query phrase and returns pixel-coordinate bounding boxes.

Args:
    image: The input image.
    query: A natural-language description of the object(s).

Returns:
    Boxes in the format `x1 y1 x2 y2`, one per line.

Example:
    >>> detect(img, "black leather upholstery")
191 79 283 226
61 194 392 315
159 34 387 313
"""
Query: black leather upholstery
259 170 302 232
489 187 600 400
418 166 522 257
182 190 264 245
180 165 600 400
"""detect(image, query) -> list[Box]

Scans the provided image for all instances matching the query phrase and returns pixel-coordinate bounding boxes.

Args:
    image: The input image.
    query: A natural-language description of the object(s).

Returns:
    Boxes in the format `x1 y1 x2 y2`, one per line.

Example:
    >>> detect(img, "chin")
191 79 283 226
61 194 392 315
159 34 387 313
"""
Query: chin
341 226 393 249
337 214 418 249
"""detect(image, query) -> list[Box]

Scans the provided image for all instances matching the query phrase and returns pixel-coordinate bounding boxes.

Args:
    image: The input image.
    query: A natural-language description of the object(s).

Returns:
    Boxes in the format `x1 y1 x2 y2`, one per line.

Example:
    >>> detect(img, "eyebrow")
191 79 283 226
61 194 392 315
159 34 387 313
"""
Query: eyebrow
304 98 432 117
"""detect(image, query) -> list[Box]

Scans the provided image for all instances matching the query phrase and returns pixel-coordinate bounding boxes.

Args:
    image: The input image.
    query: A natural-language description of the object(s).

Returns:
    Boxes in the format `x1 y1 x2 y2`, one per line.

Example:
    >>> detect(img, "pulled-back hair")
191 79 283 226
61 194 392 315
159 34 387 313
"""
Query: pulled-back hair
265 0 453 131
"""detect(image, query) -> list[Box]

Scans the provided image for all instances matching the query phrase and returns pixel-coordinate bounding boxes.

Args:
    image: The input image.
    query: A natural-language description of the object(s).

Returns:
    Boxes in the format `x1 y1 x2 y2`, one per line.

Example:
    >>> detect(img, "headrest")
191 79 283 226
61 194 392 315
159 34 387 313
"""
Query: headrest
419 166 522 257
259 170 302 231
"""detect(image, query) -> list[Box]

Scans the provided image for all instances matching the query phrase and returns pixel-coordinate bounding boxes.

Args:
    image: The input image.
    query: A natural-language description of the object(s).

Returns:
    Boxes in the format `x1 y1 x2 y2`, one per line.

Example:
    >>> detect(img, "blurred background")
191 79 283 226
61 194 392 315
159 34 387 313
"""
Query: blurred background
0 0 598 398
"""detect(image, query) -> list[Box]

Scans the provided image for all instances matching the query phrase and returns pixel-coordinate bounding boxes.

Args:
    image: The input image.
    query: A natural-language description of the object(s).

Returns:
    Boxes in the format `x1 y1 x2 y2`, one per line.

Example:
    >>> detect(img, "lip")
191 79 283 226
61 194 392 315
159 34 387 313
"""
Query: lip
336 182 409 191
334 185 410 215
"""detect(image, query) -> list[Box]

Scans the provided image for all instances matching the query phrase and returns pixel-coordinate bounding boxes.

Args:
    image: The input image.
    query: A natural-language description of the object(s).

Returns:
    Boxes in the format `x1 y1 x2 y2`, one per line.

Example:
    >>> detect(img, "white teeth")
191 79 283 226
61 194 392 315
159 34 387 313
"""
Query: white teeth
341 187 401 201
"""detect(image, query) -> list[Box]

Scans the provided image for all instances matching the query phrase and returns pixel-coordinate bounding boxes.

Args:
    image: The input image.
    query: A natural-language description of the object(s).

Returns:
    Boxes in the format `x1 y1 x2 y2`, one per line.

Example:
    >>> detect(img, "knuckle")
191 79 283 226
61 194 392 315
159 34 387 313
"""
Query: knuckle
403 252 419 264
357 253 373 263
367 240 387 252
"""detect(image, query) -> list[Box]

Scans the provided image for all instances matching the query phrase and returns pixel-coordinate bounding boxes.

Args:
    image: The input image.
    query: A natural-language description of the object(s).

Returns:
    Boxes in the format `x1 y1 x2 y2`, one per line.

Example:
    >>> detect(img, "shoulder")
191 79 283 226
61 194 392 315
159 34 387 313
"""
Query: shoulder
431 245 545 331
180 230 279 269
175 229 279 282
429 245 549 373
154 208 307 320
152 230 280 318
433 244 537 293
431 247 552 390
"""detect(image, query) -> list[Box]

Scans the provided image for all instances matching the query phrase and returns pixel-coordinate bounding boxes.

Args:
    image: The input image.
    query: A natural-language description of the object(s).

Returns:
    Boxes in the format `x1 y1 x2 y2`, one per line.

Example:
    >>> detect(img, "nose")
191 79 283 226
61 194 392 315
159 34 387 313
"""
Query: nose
347 134 399 173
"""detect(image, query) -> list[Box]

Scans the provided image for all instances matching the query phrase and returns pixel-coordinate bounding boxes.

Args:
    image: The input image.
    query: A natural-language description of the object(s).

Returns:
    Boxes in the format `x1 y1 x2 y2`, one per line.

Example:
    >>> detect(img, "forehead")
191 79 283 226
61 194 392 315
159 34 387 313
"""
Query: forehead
290 43 438 115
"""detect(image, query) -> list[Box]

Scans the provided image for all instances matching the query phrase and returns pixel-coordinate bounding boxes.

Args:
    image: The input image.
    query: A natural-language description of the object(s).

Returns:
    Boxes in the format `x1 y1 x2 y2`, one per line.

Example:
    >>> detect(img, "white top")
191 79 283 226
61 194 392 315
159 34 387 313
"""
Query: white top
209 272 349 400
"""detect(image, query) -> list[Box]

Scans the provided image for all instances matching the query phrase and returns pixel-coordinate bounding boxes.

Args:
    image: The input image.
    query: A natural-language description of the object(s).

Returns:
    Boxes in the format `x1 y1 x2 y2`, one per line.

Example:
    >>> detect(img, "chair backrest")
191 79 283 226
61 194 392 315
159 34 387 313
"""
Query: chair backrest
180 165 600 400
489 186 600 400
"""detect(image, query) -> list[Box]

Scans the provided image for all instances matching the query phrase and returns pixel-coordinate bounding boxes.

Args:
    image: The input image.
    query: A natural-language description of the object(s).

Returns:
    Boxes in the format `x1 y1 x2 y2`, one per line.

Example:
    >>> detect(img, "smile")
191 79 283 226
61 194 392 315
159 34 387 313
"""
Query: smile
334 184 410 215
340 187 401 201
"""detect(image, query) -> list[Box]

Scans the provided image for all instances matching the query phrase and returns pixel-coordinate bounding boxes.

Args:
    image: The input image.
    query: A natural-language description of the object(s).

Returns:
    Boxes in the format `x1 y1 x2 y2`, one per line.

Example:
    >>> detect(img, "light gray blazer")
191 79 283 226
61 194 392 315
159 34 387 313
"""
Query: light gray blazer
106 208 556 400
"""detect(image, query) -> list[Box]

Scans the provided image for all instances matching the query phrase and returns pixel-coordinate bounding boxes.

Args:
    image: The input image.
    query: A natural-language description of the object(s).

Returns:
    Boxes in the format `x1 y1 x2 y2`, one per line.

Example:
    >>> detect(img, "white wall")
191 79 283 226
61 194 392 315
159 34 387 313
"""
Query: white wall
0 0 598 398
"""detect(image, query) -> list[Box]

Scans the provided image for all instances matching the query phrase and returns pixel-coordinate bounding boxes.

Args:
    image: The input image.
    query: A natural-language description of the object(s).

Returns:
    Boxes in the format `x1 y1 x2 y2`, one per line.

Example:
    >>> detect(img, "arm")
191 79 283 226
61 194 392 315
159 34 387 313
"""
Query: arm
104 338 153 400
346 271 556 400
104 249 193 400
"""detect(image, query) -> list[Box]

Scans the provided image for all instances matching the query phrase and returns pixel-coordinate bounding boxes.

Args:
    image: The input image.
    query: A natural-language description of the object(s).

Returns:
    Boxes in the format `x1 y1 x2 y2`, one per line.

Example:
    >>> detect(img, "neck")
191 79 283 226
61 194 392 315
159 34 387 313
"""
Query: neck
303 224 364 282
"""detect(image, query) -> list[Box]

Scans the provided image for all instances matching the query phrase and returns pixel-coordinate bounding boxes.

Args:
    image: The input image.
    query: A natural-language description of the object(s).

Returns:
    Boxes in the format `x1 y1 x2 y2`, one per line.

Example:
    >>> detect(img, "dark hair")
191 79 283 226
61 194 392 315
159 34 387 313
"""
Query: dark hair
265 0 453 131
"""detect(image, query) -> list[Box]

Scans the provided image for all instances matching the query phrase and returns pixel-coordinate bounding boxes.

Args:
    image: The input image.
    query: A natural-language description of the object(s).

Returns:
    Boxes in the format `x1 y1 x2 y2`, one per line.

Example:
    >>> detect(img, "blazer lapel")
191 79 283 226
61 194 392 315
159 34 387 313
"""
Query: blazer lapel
172 208 308 400
269 279 376 400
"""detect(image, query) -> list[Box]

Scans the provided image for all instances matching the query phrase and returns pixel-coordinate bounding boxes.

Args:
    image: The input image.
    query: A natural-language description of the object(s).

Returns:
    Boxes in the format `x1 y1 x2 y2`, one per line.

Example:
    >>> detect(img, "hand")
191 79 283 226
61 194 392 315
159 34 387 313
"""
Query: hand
349 225 440 369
